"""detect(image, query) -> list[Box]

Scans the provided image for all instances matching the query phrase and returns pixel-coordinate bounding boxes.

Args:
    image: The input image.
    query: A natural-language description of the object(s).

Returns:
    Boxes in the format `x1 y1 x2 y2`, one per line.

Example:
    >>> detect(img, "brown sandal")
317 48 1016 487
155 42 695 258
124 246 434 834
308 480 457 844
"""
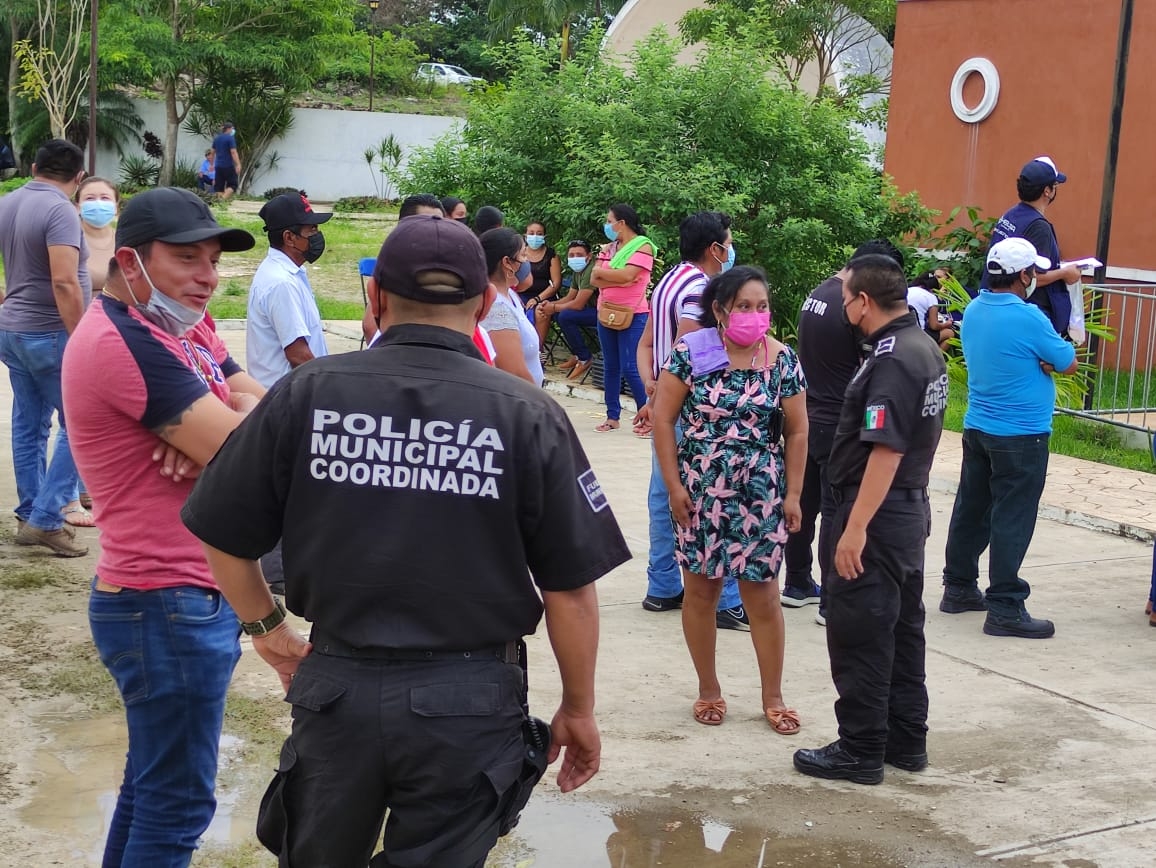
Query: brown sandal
765 707 801 735
692 698 727 726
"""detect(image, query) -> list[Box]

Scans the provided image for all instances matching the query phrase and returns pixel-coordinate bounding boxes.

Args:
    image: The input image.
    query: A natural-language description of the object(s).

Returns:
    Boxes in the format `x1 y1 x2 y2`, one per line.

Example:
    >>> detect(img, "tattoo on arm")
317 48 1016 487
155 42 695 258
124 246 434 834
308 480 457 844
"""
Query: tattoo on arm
150 404 195 440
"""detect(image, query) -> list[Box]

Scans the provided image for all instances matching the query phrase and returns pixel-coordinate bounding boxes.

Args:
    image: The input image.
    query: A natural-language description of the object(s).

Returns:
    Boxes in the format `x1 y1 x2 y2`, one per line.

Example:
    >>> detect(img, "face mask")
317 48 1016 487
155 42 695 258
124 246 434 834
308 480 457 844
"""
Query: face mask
603 222 619 242
515 260 532 283
302 230 325 263
723 310 770 347
568 256 588 272
127 249 205 337
841 295 863 337
715 242 736 273
525 234 546 250
1025 276 1038 298
454 216 469 225
80 200 116 228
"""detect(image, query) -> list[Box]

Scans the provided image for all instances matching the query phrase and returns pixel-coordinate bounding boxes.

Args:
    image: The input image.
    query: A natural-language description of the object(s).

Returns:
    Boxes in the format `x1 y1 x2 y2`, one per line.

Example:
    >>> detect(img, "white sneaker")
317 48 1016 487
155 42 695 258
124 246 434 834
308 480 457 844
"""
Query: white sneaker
814 610 827 627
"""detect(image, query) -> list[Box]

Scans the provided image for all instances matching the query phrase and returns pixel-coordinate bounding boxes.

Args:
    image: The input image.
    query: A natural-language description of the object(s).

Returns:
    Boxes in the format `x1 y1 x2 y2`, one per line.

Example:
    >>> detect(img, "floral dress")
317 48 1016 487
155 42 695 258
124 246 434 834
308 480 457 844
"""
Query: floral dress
668 339 806 582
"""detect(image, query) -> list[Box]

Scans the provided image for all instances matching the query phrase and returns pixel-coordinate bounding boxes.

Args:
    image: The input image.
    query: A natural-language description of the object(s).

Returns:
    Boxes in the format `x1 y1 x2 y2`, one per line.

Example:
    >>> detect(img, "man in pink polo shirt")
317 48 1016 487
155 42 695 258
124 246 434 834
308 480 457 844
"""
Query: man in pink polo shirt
61 187 264 866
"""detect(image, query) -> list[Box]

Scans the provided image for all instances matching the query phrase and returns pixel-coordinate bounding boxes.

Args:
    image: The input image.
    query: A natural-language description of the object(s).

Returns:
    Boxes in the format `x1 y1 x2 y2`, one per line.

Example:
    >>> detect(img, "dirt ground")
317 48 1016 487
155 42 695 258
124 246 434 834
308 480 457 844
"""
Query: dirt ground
0 330 1154 866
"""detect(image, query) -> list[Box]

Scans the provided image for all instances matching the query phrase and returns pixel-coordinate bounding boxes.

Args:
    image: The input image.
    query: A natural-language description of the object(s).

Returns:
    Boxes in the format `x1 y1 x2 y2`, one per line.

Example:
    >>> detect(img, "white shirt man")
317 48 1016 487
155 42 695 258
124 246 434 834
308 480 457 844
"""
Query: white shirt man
246 192 331 388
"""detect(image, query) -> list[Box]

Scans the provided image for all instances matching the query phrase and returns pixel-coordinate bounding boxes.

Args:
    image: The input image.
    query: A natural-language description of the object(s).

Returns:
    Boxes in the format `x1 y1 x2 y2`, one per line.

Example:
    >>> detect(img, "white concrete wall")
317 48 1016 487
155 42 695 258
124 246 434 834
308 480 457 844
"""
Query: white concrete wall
94 99 461 201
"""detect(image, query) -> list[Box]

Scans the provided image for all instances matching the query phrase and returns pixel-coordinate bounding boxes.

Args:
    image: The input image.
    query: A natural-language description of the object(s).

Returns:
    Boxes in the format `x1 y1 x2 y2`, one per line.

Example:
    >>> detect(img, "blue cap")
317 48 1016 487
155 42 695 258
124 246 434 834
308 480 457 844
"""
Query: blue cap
1020 156 1067 186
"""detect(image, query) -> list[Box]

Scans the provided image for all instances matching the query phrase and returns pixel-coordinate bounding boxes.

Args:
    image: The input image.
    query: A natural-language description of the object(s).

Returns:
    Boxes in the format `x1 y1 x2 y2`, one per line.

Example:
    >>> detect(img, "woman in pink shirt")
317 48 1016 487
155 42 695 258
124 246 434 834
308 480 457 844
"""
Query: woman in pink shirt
590 203 654 432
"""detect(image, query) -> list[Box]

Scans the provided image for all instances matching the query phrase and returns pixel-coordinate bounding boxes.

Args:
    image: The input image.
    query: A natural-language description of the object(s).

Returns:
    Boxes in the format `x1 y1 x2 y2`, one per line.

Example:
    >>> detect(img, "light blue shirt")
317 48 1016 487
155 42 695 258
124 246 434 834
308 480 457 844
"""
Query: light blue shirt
961 290 1076 435
246 248 328 388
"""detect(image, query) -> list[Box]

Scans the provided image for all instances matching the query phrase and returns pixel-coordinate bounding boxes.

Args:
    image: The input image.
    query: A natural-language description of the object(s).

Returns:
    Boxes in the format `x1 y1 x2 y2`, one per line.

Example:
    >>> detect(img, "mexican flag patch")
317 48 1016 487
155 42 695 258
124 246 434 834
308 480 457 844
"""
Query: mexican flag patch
864 404 886 430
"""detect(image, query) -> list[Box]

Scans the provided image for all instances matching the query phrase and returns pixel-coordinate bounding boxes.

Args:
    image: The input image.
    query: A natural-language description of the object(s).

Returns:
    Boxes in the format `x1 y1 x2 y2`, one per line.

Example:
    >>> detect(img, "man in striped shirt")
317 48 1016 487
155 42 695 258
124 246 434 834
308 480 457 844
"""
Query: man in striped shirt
633 211 746 630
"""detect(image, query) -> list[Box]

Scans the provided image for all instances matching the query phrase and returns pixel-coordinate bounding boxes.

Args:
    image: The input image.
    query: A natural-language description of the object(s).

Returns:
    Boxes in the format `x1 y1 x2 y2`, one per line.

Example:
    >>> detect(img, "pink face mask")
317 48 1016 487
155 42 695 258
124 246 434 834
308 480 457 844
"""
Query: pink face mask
724 310 770 346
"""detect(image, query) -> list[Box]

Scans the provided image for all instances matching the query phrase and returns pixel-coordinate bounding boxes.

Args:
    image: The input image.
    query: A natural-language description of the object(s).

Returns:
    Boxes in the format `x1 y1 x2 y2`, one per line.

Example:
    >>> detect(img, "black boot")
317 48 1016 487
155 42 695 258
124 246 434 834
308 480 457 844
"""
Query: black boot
793 740 884 785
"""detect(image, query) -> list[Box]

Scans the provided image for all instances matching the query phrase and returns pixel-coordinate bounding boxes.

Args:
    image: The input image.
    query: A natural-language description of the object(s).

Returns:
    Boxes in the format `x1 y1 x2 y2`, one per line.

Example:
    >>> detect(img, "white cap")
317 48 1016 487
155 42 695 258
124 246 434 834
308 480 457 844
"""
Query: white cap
986 237 1050 276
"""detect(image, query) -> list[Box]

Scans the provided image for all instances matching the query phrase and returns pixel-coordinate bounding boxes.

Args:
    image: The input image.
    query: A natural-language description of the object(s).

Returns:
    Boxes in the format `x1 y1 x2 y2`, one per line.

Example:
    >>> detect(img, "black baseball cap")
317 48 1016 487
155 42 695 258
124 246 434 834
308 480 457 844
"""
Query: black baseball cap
374 214 489 305
259 193 333 234
116 187 254 251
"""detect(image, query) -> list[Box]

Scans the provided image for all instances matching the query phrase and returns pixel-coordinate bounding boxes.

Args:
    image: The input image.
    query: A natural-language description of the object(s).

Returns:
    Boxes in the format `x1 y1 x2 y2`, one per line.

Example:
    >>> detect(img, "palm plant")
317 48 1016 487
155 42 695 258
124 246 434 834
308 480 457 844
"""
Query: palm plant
939 274 1115 409
487 0 623 65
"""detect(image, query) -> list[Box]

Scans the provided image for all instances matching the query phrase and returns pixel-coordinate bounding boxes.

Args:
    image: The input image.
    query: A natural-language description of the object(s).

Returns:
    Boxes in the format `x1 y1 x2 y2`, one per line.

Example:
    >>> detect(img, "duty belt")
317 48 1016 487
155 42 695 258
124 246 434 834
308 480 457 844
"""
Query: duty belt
834 485 927 505
310 631 521 665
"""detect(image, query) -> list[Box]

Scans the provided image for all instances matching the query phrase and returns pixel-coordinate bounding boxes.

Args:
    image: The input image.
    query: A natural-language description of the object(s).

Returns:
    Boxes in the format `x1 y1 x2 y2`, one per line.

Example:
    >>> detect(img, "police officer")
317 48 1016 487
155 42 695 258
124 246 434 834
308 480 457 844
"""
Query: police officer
792 253 948 785
182 214 631 867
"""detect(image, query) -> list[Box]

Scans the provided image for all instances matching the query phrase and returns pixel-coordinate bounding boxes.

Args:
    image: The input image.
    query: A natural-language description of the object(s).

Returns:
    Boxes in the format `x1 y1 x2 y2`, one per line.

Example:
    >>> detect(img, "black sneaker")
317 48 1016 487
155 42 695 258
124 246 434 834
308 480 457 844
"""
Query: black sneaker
983 610 1055 639
939 585 987 614
781 582 821 608
642 591 684 612
885 748 928 772
793 741 884 785
715 605 750 632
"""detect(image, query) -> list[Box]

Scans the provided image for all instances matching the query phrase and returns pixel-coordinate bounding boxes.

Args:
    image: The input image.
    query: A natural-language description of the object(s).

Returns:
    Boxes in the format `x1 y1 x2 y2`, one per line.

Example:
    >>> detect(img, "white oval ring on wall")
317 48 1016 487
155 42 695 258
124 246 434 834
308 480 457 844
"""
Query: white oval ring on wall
950 58 1000 124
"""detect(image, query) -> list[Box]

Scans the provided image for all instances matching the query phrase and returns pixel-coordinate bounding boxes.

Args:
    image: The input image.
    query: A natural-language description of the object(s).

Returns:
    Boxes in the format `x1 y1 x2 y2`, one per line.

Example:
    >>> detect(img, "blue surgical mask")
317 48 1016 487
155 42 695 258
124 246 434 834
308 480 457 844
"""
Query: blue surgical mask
127 249 205 337
568 256 589 272
603 222 618 242
80 200 117 228
525 234 546 250
722 243 736 273
515 260 532 282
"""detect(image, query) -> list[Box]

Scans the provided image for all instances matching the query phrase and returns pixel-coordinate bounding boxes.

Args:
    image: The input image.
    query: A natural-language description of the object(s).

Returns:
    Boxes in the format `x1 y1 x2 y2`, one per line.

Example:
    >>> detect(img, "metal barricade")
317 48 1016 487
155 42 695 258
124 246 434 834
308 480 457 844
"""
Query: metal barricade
1065 283 1156 434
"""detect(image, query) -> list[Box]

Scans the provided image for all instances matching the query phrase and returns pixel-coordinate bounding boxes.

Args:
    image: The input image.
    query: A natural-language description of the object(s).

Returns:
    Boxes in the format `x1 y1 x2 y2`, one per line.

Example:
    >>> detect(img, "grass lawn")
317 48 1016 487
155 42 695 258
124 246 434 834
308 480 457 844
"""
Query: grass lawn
946 391 1155 473
208 208 397 321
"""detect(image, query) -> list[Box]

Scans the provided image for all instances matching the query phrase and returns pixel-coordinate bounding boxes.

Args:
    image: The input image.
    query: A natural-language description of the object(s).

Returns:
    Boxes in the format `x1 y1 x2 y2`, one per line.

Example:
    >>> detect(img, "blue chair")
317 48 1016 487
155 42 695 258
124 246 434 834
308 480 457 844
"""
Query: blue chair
359 257 376 348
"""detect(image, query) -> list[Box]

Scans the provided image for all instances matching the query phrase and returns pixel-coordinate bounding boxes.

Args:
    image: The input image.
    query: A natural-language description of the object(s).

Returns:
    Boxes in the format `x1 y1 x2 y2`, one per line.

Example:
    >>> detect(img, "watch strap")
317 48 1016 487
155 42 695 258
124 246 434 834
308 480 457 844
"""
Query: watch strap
240 598 287 636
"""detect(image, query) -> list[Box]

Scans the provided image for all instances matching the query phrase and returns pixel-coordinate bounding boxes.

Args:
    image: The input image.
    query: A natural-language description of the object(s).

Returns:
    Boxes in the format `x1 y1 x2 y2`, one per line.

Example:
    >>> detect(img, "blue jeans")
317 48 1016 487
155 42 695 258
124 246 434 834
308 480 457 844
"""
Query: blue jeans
942 428 1050 619
647 437 740 608
596 315 648 421
557 307 598 361
89 582 242 867
0 329 78 530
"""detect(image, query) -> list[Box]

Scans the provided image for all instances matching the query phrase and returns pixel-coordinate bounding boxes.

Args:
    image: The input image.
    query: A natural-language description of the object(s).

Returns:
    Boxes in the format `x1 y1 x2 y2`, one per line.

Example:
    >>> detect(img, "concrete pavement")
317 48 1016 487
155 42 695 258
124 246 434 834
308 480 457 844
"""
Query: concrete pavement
317 321 1156 865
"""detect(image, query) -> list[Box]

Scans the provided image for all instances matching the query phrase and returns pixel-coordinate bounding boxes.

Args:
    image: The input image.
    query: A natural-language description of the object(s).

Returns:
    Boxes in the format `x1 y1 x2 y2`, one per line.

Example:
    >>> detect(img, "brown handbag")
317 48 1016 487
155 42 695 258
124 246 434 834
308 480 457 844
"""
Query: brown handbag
598 301 635 331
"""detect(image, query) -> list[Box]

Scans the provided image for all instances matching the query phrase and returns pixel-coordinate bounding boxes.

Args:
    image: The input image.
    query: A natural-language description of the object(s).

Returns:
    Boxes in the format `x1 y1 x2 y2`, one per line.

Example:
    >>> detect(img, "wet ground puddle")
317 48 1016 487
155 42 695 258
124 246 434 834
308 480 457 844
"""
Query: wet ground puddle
23 713 903 867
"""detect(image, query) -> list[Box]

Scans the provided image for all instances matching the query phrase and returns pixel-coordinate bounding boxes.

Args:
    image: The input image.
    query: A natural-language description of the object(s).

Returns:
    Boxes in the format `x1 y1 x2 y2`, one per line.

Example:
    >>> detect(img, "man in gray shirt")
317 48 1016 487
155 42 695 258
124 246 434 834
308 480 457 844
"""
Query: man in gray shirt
0 139 90 556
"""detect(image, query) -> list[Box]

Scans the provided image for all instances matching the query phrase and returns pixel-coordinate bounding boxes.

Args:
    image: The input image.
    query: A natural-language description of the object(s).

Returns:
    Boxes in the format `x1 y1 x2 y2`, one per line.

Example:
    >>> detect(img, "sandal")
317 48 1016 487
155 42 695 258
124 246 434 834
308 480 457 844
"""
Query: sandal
692 698 727 726
62 504 96 528
558 356 579 372
765 707 801 735
567 358 593 381
594 420 620 433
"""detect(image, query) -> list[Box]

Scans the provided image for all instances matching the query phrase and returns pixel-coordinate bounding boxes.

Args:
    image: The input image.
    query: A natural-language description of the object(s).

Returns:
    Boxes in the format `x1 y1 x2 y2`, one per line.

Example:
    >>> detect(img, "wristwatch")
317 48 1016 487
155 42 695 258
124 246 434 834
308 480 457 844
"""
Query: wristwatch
240 598 287 636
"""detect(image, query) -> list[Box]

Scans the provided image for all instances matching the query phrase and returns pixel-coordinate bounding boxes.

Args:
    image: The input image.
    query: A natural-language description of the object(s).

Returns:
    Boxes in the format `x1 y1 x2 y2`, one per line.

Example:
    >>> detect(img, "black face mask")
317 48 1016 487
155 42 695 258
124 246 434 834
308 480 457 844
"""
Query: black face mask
302 230 326 263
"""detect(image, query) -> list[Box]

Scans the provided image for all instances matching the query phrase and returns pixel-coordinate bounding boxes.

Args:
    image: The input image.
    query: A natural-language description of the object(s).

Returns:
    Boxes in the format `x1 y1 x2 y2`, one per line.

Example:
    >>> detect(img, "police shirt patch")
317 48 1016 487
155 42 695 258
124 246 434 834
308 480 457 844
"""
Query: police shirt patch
864 404 887 430
578 469 609 513
874 337 896 357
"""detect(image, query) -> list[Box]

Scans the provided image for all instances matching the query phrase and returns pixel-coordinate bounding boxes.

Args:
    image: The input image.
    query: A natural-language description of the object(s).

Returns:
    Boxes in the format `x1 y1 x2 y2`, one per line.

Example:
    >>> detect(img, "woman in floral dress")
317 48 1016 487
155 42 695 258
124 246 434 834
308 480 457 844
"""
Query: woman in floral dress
653 266 808 733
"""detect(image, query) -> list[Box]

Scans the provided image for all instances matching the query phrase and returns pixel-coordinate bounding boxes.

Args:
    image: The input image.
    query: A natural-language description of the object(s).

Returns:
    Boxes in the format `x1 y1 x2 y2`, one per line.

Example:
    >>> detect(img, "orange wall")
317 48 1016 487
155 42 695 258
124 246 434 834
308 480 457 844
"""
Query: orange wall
885 0 1120 266
1103 0 1156 272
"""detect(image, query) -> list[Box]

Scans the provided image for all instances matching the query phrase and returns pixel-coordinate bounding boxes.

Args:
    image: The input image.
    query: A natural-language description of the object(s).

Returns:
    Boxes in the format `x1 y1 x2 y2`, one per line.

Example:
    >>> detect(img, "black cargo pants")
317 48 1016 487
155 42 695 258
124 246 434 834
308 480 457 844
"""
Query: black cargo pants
825 489 931 759
256 643 547 868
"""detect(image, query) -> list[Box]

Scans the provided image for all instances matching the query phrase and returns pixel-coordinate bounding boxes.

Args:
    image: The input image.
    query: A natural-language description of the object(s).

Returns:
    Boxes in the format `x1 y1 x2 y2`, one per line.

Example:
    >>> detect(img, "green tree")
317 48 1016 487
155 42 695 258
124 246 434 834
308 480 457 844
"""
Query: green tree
13 0 89 140
487 0 624 64
680 0 896 99
400 30 927 328
98 0 356 187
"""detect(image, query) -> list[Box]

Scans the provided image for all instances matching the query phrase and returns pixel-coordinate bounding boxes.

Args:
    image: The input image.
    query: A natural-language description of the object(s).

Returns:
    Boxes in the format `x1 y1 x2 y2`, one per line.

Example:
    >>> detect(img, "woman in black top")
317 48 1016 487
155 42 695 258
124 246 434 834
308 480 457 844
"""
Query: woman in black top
521 221 563 345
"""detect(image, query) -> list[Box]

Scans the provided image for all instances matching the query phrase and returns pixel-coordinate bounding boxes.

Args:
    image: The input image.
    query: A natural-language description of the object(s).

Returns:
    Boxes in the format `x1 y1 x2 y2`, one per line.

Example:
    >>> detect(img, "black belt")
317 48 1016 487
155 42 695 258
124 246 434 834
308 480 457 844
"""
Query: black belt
834 485 927 505
310 632 520 664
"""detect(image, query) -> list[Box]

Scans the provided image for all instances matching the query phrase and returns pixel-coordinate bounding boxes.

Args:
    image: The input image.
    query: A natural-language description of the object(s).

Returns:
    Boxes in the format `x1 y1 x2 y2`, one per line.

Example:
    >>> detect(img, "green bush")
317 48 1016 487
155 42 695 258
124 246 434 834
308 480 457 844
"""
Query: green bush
118 154 159 191
334 196 393 213
320 31 422 96
263 186 304 200
399 31 929 328
0 176 31 195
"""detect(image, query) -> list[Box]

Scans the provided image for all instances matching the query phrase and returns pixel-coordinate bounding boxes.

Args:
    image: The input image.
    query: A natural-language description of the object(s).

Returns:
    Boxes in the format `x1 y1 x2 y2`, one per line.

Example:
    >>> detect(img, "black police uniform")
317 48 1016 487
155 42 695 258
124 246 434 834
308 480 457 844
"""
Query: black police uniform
182 324 630 868
824 313 947 762
786 275 861 595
